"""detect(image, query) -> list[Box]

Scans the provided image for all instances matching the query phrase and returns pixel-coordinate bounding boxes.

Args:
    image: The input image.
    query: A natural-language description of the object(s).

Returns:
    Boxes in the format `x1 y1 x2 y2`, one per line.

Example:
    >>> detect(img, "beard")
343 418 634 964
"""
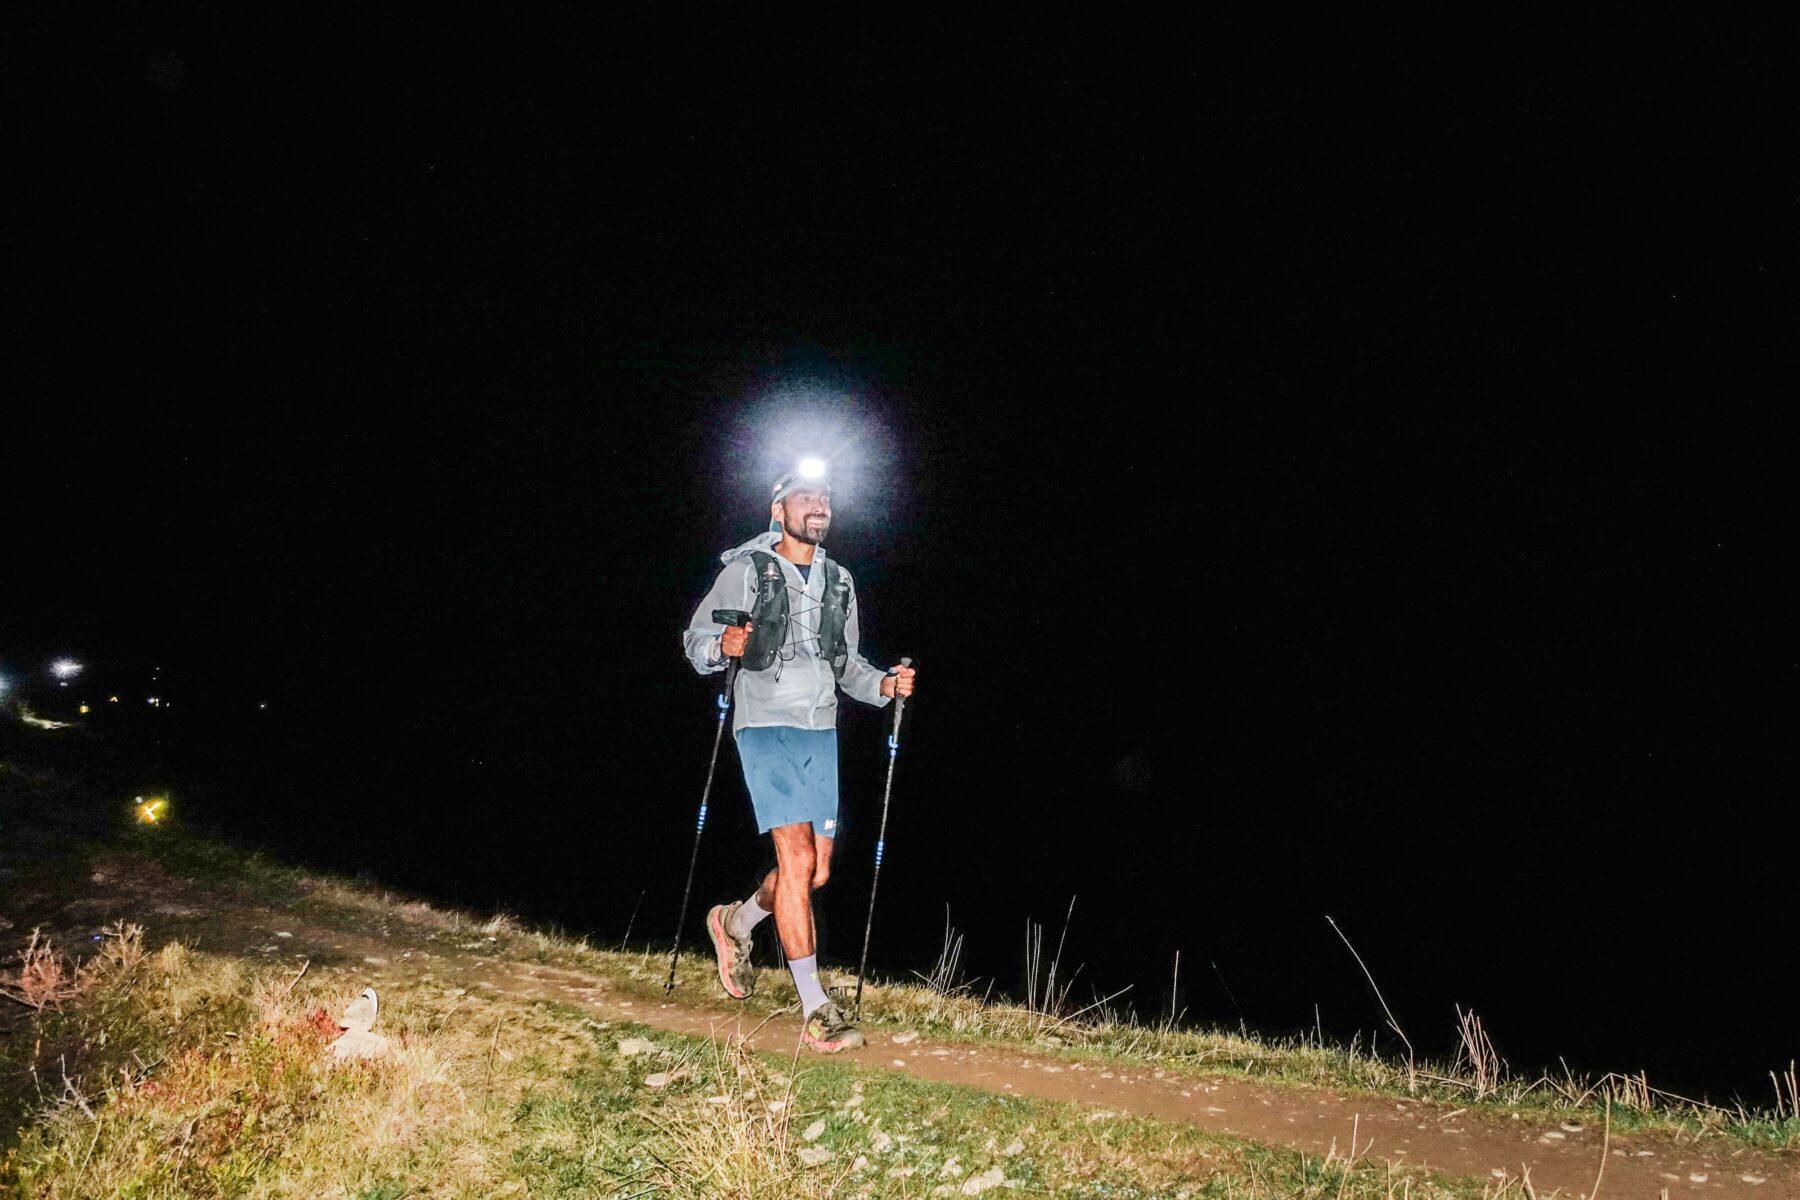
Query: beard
784 512 830 545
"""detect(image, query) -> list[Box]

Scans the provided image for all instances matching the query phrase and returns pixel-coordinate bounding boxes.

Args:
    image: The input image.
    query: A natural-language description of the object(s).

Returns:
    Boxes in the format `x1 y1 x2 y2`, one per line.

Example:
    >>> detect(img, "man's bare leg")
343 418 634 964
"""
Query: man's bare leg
762 823 839 1019
760 824 834 959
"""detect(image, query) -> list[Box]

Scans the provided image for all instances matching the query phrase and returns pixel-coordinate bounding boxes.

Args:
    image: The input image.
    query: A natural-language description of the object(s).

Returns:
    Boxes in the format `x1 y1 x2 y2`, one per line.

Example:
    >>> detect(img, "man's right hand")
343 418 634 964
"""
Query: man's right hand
720 621 752 660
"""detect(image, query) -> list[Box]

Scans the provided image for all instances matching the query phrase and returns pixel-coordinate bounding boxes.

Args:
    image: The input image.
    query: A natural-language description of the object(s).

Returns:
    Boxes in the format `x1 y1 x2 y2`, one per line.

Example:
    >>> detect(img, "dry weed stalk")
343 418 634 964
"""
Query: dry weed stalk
1023 897 1082 1029
1024 918 1043 1013
912 905 969 997
1604 1070 1653 1112
1325 916 1417 1093
1544 1060 1732 1125
1588 1096 1611 1200
1454 1006 1505 1099
1773 1060 1799 1121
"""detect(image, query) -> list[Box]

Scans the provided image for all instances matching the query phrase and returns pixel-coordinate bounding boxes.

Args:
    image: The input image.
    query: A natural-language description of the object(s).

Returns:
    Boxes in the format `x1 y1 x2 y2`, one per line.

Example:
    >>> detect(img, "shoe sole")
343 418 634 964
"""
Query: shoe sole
801 1031 865 1054
706 906 750 1000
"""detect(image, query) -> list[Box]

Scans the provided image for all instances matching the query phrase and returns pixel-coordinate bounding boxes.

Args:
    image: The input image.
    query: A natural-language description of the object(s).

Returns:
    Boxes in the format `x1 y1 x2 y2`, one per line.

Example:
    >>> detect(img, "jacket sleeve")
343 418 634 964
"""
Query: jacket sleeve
836 572 894 708
682 560 753 675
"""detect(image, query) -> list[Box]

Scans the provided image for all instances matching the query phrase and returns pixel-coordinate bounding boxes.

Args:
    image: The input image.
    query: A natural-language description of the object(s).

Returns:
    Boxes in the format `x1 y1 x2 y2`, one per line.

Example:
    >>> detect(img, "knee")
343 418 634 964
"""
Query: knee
777 847 816 889
810 861 830 890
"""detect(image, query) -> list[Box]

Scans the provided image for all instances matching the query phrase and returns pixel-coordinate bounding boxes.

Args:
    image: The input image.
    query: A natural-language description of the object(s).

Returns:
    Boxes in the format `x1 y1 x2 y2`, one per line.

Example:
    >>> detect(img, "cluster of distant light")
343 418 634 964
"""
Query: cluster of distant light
1 659 84 693
134 796 167 825
0 656 269 713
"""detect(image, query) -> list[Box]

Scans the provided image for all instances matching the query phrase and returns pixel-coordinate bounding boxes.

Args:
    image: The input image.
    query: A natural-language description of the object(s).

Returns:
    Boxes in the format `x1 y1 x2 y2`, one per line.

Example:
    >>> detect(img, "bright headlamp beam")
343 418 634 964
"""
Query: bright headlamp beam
797 456 827 481
51 659 83 679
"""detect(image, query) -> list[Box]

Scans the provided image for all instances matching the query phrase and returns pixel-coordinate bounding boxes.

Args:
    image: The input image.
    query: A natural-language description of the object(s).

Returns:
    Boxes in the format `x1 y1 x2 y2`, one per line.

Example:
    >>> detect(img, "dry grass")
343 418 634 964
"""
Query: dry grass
144 840 1754 1156
0 922 146 1013
0 927 592 1197
624 1033 851 1198
253 849 1800 1157
3 911 1558 1200
422 881 1796 1160
1 913 878 1197
0 930 84 1012
48 823 1797 1169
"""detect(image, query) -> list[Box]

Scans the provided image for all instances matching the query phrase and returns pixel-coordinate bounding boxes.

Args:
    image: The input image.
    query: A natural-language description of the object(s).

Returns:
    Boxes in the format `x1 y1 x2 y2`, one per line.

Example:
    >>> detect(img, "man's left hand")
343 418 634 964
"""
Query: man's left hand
880 664 917 699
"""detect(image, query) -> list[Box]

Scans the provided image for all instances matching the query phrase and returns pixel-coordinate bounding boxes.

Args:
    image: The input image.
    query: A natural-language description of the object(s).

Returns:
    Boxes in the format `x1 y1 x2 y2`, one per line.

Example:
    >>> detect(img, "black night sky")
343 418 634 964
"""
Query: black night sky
8 13 1792 1101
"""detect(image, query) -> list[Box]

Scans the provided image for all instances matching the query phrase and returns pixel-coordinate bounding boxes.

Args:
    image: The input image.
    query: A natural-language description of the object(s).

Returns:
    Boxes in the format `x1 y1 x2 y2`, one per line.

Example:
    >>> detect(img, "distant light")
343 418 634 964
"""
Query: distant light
135 796 167 825
797 456 828 480
79 703 90 714
20 711 72 730
51 659 83 679
259 702 268 710
147 696 160 707
109 695 119 703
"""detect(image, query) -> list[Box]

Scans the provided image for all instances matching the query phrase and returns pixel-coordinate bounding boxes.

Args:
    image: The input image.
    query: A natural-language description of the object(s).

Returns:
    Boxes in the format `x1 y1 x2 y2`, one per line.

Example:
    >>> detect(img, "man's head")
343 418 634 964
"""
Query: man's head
770 461 833 544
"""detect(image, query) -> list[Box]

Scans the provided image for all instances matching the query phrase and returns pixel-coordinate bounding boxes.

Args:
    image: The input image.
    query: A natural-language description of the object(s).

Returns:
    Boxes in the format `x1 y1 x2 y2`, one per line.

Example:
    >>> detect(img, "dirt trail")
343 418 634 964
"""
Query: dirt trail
30 855 1800 1200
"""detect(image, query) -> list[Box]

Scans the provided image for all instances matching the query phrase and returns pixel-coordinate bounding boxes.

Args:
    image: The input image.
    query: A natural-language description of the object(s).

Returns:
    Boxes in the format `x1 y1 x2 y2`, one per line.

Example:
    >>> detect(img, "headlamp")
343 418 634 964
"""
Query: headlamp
771 458 832 505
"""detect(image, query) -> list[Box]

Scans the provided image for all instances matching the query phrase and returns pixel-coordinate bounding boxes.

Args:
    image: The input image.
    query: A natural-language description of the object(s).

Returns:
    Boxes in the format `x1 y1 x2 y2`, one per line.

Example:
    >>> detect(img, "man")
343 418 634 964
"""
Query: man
682 461 917 1053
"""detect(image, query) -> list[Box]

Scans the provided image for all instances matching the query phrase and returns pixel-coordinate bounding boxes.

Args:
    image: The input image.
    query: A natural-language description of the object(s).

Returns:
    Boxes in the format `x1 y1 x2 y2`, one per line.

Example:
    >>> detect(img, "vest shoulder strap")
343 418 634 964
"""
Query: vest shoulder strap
817 558 852 676
740 551 789 671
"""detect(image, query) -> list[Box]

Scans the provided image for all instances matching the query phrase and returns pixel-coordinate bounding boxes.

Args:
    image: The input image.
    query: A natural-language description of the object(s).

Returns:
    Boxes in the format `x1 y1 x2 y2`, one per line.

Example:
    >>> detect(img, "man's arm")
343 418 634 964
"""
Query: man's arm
682 561 753 675
836 575 897 706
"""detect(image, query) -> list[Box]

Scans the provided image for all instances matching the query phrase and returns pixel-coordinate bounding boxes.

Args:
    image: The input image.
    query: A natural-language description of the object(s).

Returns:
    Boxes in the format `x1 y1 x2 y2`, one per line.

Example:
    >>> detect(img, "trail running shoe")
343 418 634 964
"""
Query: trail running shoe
800 1000 865 1054
706 903 756 999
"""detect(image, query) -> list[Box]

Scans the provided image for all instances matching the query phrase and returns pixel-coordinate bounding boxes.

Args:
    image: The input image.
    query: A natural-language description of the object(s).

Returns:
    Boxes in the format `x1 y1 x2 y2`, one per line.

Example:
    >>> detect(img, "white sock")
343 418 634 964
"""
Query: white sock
788 954 830 1017
723 895 766 942
727 895 770 941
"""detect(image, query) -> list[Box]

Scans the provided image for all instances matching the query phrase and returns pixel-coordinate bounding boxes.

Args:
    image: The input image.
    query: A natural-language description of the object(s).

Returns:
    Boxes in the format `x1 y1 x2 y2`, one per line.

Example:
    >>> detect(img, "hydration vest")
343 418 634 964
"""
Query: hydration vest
744 551 851 677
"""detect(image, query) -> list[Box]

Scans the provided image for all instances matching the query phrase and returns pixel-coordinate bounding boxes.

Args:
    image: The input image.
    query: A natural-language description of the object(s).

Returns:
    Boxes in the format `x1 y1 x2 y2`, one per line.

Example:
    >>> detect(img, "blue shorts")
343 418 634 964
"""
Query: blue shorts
735 726 839 837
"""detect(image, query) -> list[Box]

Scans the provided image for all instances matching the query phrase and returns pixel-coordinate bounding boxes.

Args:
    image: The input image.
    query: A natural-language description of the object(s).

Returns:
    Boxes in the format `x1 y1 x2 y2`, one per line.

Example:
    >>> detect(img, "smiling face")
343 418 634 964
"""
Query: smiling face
774 488 832 545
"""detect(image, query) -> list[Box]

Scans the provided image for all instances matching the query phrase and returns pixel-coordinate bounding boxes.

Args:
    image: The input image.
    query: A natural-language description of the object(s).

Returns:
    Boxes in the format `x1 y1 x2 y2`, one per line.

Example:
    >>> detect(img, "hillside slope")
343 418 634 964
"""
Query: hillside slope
3 760 1796 1197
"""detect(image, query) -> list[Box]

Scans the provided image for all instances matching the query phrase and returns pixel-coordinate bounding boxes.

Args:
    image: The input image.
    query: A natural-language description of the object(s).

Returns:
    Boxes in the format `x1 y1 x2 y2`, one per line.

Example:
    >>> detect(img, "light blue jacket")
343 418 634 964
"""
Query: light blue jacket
683 532 892 734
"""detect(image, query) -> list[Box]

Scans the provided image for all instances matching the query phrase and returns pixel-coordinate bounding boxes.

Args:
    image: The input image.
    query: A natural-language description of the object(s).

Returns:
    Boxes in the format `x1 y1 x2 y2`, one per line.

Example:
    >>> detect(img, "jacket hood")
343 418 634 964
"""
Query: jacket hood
720 532 829 567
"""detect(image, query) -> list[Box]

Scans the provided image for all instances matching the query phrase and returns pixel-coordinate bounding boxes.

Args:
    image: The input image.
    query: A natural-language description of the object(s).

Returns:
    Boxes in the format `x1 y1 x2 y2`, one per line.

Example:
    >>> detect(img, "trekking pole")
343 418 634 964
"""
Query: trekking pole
854 657 912 1018
665 609 749 995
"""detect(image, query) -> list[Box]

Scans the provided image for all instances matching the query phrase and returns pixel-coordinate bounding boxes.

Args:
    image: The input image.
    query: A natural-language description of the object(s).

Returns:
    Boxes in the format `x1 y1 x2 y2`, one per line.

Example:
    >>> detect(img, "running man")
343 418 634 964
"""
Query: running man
682 460 917 1053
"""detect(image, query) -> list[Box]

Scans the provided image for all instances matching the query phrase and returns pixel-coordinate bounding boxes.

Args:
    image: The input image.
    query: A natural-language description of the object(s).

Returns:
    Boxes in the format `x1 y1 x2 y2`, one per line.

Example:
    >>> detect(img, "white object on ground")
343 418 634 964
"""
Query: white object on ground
338 987 379 1032
326 987 389 1062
